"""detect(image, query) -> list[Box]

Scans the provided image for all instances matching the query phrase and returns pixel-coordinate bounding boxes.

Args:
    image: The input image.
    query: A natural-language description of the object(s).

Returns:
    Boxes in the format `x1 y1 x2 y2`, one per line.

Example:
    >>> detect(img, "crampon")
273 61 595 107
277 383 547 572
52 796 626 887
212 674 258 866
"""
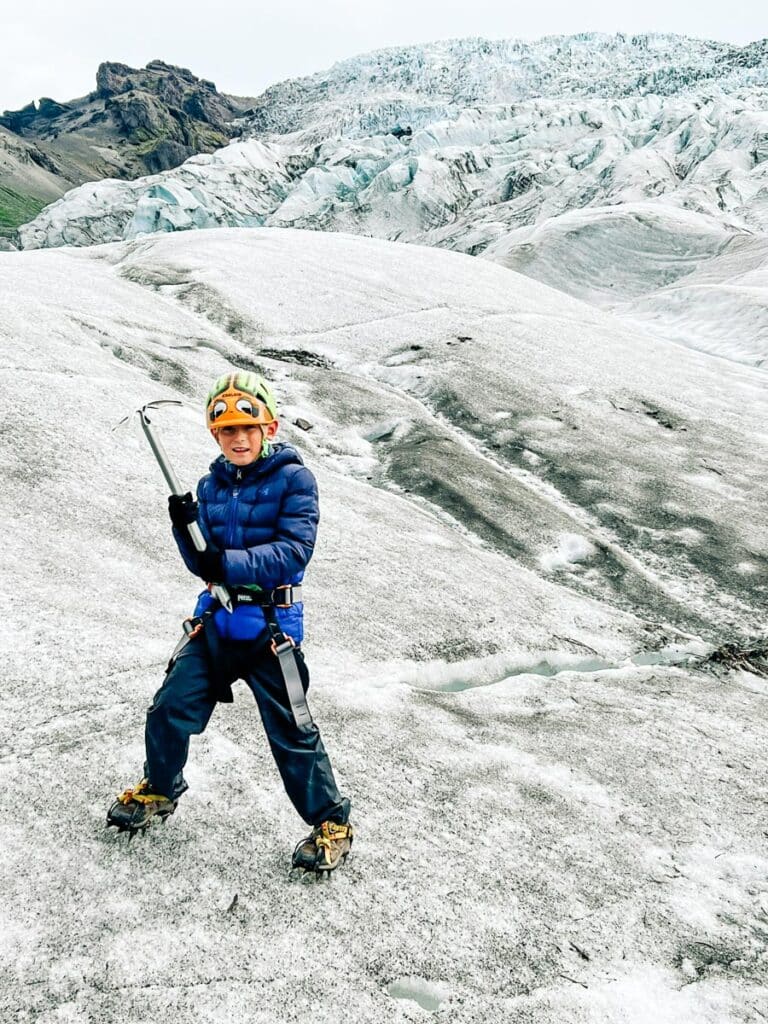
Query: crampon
292 820 354 877
106 779 177 838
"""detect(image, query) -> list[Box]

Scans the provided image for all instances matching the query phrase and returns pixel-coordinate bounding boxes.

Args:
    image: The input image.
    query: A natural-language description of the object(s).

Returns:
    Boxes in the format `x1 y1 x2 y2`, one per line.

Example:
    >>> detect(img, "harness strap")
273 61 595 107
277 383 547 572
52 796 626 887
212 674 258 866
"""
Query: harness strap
166 607 234 702
263 603 314 731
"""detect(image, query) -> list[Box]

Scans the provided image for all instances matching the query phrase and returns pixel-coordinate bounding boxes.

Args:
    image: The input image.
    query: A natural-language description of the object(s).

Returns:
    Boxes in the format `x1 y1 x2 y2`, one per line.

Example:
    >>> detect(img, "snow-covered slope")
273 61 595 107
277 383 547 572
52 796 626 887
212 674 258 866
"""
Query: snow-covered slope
1 230 766 1021
618 233 768 365
478 202 737 302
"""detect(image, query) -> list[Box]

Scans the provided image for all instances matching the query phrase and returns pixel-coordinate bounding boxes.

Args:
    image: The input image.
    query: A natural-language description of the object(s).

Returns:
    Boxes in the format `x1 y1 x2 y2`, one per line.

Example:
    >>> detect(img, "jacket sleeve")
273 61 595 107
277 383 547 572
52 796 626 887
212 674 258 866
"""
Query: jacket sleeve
171 480 212 578
223 466 319 589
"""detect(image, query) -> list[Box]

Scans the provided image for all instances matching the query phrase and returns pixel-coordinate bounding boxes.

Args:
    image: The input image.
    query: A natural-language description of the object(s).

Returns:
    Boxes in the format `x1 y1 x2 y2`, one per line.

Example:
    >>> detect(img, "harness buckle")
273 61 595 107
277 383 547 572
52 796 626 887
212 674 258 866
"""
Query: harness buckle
183 616 204 638
270 632 296 657
272 585 294 608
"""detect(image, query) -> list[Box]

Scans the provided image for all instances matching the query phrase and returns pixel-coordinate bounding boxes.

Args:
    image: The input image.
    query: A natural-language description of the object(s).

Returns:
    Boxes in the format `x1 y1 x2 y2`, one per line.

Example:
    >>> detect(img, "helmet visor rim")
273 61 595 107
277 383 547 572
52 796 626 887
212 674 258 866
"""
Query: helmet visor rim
206 389 275 429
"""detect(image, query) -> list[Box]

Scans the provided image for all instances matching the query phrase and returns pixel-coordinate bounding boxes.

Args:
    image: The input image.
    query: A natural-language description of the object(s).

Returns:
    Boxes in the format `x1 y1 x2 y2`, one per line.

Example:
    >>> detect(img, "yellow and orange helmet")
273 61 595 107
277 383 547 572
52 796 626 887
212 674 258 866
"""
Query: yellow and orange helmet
205 371 278 432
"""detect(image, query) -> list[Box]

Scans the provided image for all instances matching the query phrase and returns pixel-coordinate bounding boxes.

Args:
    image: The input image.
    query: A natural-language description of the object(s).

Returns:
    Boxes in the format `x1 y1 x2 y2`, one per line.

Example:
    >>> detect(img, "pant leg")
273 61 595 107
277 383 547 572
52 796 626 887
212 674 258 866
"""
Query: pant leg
144 637 229 801
242 645 350 826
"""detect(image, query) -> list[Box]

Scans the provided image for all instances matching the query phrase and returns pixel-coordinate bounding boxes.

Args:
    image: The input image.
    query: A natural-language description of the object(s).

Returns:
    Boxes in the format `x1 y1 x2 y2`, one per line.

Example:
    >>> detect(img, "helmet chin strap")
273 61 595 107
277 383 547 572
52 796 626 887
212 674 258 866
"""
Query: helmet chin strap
261 418 279 458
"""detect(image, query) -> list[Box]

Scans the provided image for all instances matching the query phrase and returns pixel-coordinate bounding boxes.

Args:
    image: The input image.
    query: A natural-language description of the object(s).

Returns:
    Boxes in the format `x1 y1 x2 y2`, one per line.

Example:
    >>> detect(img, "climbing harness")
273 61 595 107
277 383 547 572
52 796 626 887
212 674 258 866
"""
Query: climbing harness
166 585 313 728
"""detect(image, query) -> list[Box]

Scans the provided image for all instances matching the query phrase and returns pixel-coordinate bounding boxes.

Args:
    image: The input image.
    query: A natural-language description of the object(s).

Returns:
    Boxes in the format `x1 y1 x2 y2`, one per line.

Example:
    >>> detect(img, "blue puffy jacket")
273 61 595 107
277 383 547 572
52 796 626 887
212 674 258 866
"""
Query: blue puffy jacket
172 442 319 643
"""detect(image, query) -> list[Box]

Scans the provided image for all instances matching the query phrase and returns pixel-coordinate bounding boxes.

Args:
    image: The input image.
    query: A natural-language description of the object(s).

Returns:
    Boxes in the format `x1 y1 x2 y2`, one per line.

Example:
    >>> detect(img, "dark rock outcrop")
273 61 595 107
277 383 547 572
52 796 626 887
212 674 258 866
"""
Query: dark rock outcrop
0 99 73 133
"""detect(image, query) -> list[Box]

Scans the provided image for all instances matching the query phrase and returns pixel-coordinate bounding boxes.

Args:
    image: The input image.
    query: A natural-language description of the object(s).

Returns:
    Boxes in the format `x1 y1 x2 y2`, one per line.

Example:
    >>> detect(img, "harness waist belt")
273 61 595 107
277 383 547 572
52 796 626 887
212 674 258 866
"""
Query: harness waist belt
229 585 302 608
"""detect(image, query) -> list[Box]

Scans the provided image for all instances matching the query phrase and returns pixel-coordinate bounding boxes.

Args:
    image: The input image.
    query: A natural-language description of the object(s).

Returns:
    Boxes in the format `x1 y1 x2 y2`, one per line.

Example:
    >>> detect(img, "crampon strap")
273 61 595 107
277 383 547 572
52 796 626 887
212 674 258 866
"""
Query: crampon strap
315 822 353 864
116 781 169 806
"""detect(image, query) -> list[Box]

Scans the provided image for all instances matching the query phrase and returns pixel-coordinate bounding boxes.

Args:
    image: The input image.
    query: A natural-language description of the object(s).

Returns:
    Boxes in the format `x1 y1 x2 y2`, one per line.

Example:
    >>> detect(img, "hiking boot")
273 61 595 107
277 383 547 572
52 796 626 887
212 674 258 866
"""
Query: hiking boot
106 779 177 834
292 820 354 872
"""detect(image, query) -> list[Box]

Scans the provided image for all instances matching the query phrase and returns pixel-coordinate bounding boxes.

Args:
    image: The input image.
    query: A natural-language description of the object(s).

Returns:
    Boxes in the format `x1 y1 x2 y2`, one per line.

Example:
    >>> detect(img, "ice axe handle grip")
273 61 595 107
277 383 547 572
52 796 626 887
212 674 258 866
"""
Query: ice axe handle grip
185 525 232 612
186 521 207 553
140 416 203 550
184 512 232 612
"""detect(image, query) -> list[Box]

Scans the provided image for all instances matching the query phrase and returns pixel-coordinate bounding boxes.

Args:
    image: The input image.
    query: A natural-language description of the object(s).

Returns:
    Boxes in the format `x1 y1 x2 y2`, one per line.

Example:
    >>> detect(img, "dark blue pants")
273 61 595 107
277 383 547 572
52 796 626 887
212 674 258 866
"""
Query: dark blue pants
144 636 350 826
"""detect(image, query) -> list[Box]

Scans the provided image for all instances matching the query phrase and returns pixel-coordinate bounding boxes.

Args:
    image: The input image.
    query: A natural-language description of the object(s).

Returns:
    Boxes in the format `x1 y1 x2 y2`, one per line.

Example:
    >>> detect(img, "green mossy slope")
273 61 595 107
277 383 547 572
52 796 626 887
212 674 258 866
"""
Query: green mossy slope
0 185 46 236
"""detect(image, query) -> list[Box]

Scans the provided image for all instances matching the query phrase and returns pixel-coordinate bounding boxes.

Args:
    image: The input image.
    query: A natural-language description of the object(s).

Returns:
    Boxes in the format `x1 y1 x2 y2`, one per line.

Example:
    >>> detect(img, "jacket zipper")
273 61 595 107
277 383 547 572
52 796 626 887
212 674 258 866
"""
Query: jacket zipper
227 469 242 548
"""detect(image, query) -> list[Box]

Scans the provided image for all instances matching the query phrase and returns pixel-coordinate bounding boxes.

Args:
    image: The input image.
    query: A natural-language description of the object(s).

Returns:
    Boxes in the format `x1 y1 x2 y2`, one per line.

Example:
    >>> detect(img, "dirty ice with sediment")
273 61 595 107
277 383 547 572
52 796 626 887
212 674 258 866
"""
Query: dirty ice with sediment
1 226 766 1022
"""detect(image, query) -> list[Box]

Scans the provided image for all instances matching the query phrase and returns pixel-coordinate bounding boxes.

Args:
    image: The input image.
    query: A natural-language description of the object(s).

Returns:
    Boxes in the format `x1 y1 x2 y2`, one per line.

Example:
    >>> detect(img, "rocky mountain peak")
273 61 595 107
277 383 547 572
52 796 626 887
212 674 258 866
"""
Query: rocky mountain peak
95 59 219 102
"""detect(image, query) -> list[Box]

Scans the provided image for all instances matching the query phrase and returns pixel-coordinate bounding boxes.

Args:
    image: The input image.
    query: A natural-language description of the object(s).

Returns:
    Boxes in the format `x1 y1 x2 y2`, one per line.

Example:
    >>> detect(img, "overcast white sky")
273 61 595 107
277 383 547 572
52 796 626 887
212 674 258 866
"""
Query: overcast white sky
2 0 765 111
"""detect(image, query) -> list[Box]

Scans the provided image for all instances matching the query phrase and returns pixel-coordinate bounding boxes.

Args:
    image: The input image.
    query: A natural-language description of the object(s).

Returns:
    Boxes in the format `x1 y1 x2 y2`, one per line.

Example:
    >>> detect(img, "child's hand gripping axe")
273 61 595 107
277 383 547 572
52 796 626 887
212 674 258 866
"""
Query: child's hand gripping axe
136 400 233 613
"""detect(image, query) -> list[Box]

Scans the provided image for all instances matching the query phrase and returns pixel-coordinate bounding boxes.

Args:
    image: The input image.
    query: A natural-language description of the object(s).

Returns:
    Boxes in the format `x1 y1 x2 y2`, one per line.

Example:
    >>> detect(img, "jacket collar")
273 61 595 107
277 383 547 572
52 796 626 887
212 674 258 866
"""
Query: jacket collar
209 442 303 484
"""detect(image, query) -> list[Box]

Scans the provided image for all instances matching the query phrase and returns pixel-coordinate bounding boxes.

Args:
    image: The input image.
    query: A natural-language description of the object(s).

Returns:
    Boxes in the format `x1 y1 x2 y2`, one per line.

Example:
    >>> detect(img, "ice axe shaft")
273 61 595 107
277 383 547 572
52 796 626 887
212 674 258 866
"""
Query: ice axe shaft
140 406 184 492
138 402 233 613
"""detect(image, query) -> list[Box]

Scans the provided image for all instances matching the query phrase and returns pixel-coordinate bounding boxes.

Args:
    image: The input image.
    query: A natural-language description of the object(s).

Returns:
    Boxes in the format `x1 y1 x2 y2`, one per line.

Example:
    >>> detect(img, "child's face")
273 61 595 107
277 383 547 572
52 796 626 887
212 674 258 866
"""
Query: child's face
215 421 278 466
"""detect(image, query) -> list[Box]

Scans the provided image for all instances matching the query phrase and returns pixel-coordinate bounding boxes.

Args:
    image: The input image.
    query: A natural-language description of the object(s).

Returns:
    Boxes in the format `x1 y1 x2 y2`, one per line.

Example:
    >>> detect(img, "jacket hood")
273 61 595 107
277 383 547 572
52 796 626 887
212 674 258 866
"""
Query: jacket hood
208 442 305 484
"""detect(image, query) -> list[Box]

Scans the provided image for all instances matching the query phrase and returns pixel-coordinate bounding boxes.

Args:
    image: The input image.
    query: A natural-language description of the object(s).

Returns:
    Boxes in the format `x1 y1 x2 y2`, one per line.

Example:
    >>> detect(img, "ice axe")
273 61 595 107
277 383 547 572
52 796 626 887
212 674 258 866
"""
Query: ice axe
121 399 233 613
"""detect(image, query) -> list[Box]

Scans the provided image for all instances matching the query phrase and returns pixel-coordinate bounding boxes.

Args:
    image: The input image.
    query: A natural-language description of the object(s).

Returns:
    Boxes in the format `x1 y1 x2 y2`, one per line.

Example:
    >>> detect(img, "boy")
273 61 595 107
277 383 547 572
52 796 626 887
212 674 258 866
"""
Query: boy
108 371 353 873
